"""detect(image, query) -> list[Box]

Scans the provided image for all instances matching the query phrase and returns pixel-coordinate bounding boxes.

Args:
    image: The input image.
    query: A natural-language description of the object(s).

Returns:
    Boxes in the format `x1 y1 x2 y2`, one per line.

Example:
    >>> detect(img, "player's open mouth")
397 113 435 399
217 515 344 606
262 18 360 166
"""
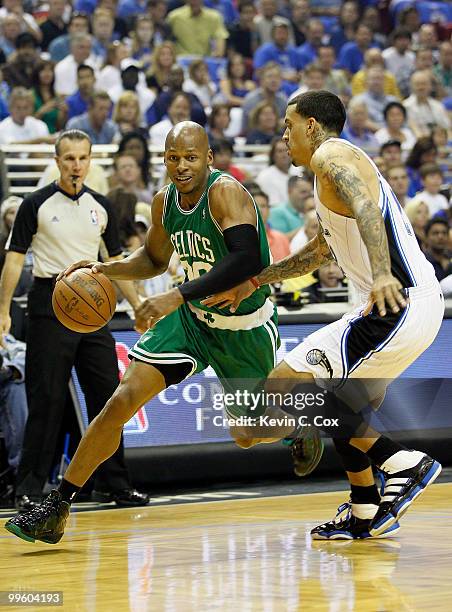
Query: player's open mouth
176 176 192 183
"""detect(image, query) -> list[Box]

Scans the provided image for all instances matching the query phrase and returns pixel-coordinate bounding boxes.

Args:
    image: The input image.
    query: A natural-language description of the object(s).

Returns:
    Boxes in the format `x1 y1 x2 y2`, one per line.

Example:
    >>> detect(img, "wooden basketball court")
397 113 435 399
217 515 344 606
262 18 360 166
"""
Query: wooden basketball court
1 482 451 611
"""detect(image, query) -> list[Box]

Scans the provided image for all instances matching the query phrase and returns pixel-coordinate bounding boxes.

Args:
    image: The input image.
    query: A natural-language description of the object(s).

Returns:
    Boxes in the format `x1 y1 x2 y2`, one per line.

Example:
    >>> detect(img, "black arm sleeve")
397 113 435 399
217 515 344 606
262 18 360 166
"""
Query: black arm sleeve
178 224 263 302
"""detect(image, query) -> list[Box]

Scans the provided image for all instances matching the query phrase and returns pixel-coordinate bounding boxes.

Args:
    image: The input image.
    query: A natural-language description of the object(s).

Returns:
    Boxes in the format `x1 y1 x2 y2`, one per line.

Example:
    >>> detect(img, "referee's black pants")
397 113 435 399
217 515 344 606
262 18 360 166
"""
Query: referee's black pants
15 278 131 498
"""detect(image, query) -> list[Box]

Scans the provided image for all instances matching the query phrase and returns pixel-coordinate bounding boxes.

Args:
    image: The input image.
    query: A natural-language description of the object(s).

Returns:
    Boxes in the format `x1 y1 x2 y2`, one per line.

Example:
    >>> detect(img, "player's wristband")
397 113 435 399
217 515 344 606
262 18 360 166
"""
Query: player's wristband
249 277 260 289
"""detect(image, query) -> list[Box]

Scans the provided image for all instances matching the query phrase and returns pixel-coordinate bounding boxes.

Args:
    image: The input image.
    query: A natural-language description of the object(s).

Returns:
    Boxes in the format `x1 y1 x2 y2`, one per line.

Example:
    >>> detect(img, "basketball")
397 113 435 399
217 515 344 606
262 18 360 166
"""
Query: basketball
52 268 117 333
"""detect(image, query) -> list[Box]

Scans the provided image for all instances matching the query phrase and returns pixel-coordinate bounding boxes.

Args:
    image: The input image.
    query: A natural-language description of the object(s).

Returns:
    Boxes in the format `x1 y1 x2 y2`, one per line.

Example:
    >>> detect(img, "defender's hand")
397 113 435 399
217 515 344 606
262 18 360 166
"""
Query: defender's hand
201 280 255 313
56 260 108 282
134 288 184 330
363 274 407 317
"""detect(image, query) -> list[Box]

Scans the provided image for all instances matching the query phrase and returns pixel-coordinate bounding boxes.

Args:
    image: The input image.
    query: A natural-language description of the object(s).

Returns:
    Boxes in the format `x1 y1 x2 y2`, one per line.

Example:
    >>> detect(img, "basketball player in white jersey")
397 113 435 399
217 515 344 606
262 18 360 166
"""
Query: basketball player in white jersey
203 91 445 539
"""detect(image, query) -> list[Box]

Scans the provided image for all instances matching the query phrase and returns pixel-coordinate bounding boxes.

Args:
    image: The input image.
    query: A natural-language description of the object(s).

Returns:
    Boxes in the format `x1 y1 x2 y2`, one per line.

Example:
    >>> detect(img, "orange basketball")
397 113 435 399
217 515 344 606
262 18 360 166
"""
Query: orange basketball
52 268 117 333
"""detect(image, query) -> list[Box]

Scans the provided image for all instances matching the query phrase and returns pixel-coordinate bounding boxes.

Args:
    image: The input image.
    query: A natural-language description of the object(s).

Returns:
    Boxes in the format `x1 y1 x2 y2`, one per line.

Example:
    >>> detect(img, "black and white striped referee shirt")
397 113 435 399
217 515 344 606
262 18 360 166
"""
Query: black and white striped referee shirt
6 182 122 278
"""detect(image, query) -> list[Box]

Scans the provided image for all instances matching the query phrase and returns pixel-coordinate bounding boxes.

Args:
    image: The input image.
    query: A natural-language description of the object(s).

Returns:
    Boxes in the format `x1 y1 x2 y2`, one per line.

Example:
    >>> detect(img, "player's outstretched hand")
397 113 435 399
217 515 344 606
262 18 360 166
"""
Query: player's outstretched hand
201 280 255 313
363 274 407 317
56 260 107 281
134 288 184 331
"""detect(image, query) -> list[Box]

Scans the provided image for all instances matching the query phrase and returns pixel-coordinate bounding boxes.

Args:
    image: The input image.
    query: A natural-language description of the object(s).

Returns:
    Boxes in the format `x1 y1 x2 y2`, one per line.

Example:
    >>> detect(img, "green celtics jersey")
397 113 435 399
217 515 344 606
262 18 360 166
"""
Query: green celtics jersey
162 169 271 316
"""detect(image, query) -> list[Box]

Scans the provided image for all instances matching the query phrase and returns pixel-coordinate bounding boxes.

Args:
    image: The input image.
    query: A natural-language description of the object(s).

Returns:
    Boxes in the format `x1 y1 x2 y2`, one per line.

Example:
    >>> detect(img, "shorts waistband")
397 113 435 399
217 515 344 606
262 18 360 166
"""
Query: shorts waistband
188 299 274 331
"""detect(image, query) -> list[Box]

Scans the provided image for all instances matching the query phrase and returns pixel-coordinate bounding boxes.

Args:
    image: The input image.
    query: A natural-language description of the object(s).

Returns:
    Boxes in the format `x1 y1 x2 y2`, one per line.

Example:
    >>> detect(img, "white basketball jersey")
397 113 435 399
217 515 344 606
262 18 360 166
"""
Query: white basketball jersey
314 138 436 303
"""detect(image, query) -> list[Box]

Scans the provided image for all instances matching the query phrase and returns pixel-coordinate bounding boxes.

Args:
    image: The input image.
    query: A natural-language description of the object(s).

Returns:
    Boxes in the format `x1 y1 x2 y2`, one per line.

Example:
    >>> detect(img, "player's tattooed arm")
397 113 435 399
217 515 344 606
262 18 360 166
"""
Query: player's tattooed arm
312 153 392 280
256 230 333 285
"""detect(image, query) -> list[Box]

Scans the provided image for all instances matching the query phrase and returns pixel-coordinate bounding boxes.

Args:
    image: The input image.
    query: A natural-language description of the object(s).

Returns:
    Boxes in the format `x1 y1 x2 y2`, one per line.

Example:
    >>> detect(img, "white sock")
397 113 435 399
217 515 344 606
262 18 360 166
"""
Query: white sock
352 503 378 520
380 450 425 474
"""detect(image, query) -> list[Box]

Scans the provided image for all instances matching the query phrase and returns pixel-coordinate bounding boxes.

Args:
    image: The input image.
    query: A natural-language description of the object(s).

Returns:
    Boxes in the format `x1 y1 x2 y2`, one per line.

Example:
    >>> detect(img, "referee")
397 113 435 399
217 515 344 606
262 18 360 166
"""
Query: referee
0 129 149 510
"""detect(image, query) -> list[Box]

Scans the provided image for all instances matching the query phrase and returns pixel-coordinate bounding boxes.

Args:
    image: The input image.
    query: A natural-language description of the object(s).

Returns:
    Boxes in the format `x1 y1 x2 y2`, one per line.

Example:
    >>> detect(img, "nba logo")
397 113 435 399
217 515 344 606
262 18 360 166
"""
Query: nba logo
115 342 149 434
90 209 99 225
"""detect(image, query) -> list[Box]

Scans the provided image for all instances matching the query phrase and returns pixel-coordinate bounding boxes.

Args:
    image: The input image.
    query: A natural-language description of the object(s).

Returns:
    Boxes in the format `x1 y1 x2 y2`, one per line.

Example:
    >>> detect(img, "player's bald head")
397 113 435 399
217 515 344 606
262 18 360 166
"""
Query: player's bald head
165 121 208 152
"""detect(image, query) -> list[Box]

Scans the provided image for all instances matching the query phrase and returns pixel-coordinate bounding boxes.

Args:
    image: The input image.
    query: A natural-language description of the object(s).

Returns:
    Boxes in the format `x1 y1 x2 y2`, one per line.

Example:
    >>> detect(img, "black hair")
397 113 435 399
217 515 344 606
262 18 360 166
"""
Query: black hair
117 130 151 185
211 138 234 156
406 136 437 170
288 90 346 134
169 91 191 109
15 32 37 49
392 28 412 41
55 129 92 155
31 59 56 98
383 101 407 121
77 63 95 76
425 217 449 236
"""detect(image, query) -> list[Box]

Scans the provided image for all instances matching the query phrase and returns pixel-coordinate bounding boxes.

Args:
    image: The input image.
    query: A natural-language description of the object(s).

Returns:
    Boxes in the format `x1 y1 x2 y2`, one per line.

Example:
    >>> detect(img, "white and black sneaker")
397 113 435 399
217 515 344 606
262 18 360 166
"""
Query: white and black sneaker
370 454 442 537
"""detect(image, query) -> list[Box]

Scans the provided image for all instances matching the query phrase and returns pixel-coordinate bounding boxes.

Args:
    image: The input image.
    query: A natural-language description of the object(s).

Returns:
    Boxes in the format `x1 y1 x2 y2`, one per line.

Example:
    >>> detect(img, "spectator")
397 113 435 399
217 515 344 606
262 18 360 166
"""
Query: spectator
149 91 191 150
0 14 21 58
0 196 22 272
410 164 449 217
241 62 287 132
54 33 99 97
329 0 360 55
268 175 312 239
361 5 385 48
66 64 96 121
91 8 115 62
382 29 415 98
48 12 90 63
397 6 421 46
405 136 438 197
211 138 247 182
351 48 401 99
305 262 346 304
147 0 171 45
434 42 452 99
183 59 217 109
0 334 28 486
290 208 319 252
341 99 379 155
168 0 229 58
113 91 147 139
254 0 294 46
67 91 118 144
207 103 231 144
317 45 349 100
338 23 375 76
0 87 50 145
110 59 155 117
289 64 325 99
0 0 41 43
375 101 416 156
309 0 341 17
417 24 439 55
290 0 311 47
404 199 430 249
423 218 452 282
39 0 67 53
117 0 147 20
256 136 297 206
218 53 255 107
226 0 258 60
97 0 128 39
253 189 290 262
31 59 67 134
414 47 445 100
386 164 410 208
404 71 450 139
246 101 280 145
105 188 141 252
2 32 39 90
380 140 402 172
297 19 325 69
109 152 153 202
254 18 302 86
145 41 177 96
117 131 152 195
130 15 153 70
148 64 207 127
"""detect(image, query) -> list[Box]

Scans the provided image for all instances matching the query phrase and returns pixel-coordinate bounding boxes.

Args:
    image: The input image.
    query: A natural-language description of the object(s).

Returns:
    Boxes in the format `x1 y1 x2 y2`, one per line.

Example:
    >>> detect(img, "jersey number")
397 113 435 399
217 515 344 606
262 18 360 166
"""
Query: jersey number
181 260 213 281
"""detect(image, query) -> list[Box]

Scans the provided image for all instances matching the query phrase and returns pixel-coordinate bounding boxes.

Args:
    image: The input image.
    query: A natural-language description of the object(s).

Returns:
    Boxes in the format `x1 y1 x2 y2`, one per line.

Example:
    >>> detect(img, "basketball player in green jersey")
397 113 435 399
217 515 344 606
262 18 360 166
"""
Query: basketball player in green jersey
5 122 321 544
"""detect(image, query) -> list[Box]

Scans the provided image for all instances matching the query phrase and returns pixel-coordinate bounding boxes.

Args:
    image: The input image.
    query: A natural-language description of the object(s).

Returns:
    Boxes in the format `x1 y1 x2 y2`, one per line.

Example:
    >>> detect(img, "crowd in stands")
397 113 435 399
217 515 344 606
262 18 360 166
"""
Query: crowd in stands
0 0 449 297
